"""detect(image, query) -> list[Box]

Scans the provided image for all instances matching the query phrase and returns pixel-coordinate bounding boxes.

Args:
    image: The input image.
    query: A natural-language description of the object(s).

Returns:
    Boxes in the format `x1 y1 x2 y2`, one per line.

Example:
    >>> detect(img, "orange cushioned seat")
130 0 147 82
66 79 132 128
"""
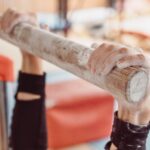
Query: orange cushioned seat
0 55 14 81
46 79 114 148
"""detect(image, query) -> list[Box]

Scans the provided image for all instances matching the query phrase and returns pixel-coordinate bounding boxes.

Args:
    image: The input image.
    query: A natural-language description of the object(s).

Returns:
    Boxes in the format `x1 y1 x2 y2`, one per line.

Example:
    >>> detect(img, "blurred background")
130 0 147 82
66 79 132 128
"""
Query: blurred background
0 0 150 150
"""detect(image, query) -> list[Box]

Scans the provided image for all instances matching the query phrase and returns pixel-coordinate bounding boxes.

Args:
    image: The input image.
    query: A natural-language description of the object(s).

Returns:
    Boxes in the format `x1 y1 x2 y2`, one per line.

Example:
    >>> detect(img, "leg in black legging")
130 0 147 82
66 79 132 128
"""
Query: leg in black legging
11 72 47 150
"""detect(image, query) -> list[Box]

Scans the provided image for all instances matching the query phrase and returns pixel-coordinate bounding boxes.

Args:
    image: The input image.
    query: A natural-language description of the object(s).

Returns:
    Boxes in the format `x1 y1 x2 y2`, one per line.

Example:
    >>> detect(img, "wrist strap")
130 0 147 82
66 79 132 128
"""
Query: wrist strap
111 111 150 150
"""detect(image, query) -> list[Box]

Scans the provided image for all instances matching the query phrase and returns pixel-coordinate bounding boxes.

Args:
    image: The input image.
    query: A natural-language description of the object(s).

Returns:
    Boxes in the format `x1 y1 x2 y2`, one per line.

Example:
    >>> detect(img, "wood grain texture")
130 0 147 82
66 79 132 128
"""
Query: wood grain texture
0 23 149 102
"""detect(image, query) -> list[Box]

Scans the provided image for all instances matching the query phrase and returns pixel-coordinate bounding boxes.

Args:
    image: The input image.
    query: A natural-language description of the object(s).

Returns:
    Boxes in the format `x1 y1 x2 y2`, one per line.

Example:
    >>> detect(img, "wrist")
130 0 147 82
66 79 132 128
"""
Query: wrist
118 105 150 125
21 51 43 75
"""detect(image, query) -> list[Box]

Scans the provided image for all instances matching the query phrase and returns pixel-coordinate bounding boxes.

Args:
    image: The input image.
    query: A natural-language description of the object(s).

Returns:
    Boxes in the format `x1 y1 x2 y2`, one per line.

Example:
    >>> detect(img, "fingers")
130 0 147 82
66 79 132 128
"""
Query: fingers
117 54 146 69
3 11 23 33
0 8 38 33
100 47 129 75
88 42 126 74
0 9 13 32
88 43 108 73
92 44 114 74
88 42 147 76
7 14 38 33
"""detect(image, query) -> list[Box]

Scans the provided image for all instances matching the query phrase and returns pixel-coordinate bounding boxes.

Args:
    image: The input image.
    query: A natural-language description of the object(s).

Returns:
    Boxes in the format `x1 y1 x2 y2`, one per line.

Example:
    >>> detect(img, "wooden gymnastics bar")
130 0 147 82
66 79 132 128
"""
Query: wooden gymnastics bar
0 23 149 102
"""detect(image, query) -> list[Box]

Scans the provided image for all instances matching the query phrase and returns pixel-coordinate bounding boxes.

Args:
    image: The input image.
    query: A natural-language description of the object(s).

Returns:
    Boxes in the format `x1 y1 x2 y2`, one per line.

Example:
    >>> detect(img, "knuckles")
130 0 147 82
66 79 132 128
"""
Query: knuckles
136 54 145 61
0 9 37 33
88 43 147 75
118 47 128 54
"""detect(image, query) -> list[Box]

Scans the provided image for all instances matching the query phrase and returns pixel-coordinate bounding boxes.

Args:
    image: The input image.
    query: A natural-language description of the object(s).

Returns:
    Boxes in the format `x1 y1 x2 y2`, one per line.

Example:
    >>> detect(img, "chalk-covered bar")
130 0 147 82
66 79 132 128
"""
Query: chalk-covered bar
0 23 148 102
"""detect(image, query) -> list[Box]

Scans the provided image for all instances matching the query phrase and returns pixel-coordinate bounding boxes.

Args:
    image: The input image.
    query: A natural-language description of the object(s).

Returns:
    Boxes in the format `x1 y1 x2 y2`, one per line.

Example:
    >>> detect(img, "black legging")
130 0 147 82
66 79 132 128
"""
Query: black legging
10 72 47 150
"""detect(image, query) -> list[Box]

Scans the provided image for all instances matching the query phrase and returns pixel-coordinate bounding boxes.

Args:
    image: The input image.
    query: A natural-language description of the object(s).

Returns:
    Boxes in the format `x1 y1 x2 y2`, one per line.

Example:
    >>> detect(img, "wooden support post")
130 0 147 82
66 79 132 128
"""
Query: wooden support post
0 23 149 102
